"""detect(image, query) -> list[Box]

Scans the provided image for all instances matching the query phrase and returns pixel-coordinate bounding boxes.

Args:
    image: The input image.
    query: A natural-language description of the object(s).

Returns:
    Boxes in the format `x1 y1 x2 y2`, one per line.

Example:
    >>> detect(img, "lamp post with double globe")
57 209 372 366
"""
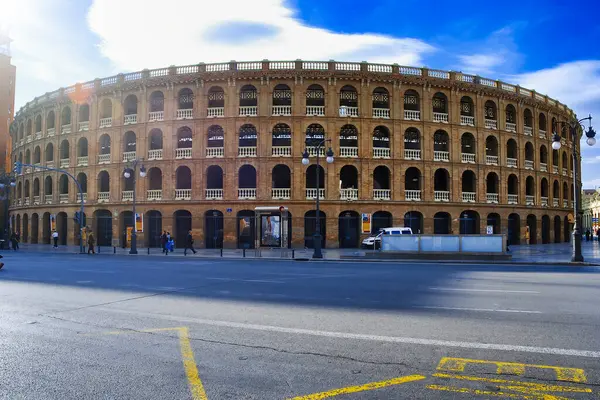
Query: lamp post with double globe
123 159 146 254
552 114 596 262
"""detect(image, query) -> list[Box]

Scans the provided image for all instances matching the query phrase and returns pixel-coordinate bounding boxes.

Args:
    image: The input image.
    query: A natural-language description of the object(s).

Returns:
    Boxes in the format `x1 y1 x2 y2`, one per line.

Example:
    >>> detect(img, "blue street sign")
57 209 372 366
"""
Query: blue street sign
226 208 232 213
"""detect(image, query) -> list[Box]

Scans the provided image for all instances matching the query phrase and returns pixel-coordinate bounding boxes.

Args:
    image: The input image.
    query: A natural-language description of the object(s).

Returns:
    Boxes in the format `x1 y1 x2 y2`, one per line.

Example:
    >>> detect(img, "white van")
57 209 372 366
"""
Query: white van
361 227 413 249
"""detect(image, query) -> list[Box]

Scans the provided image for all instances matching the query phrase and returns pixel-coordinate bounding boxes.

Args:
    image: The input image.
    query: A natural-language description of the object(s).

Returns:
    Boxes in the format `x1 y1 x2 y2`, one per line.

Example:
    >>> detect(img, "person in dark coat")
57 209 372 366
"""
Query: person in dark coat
184 230 197 256
10 232 18 251
160 231 168 255
586 229 591 242
87 230 96 254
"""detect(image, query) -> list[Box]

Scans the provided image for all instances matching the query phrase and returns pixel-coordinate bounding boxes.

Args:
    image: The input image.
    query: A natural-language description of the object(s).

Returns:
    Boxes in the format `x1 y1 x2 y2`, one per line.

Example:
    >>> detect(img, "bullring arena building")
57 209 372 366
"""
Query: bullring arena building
9 60 578 249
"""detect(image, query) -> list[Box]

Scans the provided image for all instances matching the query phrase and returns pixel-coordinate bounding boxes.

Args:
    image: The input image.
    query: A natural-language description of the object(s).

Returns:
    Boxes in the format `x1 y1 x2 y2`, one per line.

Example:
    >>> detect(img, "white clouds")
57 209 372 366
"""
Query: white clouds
455 26 522 75
457 54 504 75
87 0 435 71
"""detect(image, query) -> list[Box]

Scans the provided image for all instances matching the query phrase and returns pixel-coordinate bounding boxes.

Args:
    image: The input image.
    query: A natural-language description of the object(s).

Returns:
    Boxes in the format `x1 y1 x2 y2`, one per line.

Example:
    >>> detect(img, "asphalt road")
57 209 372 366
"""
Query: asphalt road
1 251 599 399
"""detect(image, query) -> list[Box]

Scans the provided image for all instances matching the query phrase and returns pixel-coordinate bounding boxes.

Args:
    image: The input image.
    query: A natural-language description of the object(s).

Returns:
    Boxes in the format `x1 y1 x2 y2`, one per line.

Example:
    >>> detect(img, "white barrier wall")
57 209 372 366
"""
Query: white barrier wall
381 235 506 253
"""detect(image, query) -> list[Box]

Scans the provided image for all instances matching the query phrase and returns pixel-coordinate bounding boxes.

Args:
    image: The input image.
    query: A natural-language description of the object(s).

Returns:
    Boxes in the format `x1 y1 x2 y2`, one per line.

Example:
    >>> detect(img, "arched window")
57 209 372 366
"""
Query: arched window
272 84 292 115
339 85 358 115
373 166 391 200
35 115 42 133
205 166 224 200
148 129 163 154
405 167 421 200
59 174 69 194
99 134 111 156
175 166 192 200
524 108 533 133
461 132 475 163
208 86 225 110
485 136 498 165
272 123 291 155
372 87 390 118
178 88 194 110
460 96 474 125
147 168 162 200
507 139 518 167
97 171 110 194
77 137 88 161
33 178 40 197
124 94 138 121
47 111 55 130
434 168 450 201
340 165 359 200
525 142 534 162
238 124 257 156
562 151 568 174
207 125 224 156
526 176 535 197
272 164 291 199
123 131 136 154
306 84 325 115
33 146 41 164
305 124 325 154
45 143 54 162
239 85 257 115
339 124 358 156
486 172 499 203
404 128 421 159
100 98 112 119
540 145 548 167
60 140 70 161
77 172 87 194
61 106 71 128
432 92 448 122
305 165 325 199
539 113 547 133
484 100 497 129
24 149 31 164
553 180 560 202
149 91 164 112
462 170 476 202
45 176 53 196
238 165 257 199
24 179 30 198
508 174 519 204
433 130 449 161
372 126 390 158
404 90 420 120
176 126 193 153
541 178 549 204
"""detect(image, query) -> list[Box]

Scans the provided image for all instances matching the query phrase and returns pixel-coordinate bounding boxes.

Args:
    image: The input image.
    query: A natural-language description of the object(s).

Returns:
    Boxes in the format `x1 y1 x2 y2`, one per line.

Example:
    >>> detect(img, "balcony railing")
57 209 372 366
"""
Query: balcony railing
462 192 476 202
343 106 359 117
373 189 391 200
434 191 450 202
16 199 21 206
460 115 475 126
553 198 559 207
207 107 224 117
205 189 223 200
562 168 567 176
404 149 421 160
539 130 547 139
272 105 292 116
405 190 421 201
61 124 72 134
175 148 192 159
372 108 390 119
122 191 134 201
239 106 258 116
26 135 32 143
307 146 325 157
339 147 358 157
373 148 390 158
508 194 518 205
47 127 55 137
123 151 136 162
272 188 291 199
78 121 89 132
486 193 499 204
306 106 325 116
147 189 162 201
525 160 534 170
505 122 516 132
552 165 559 174
148 111 164 122
238 146 257 157
175 188 192 200
433 112 448 123
434 151 449 162
33 195 40 205
238 188 257 199
98 192 110 202
24 197 30 206
461 153 475 163
272 146 292 157
563 200 569 208
524 126 533 136
340 188 358 200
404 110 420 120
485 119 497 129
46 160 55 168
306 188 325 200
99 117 112 128
148 149 163 160
206 147 224 158
526 195 535 206
541 196 549 207
77 156 88 166
176 109 193 119
124 114 137 125
541 163 548 172
59 193 69 203
43 194 53 204
59 158 69 168
77 193 87 203
98 154 111 164
484 155 498 165
507 158 517 168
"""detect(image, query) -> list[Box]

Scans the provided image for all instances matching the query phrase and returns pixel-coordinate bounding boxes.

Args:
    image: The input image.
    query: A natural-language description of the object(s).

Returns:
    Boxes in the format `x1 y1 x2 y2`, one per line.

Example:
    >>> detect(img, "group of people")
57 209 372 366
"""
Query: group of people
159 230 196 256
585 228 600 242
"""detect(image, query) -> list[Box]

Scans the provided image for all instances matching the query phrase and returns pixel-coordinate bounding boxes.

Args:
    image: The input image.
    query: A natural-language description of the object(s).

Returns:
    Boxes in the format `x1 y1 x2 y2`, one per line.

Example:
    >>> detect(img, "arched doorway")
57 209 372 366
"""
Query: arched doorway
526 215 537 244
31 213 39 244
338 211 360 248
237 210 255 249
459 210 480 234
56 212 67 245
541 215 550 244
372 211 392 233
146 210 162 247
119 211 134 248
404 211 423 234
564 216 570 243
487 213 501 234
434 212 451 234
304 210 326 249
554 216 561 243
204 210 224 249
42 212 51 244
174 210 192 248
508 214 520 245
22 214 29 243
94 210 113 247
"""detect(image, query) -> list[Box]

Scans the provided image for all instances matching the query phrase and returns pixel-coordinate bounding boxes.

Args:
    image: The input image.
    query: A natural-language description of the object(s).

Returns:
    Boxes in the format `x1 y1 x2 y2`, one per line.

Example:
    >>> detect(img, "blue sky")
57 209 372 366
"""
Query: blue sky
4 0 600 185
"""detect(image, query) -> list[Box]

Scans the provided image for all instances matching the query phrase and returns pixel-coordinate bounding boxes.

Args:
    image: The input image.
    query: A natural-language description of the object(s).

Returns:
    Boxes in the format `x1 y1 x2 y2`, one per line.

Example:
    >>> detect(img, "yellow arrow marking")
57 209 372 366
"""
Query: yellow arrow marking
287 374 426 400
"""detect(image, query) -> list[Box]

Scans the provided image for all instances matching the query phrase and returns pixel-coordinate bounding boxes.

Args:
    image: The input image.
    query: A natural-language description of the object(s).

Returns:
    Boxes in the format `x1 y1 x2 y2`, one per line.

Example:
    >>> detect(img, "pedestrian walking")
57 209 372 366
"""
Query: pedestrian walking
52 230 59 249
10 231 18 251
597 228 600 242
184 230 197 256
586 229 591 242
87 230 96 254
81 228 87 252
160 231 168 255
122 230 127 249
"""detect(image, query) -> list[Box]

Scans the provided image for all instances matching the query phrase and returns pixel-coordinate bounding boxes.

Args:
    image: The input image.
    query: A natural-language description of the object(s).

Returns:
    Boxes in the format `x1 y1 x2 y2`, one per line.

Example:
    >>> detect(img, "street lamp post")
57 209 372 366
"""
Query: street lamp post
552 114 596 262
0 172 16 247
123 159 147 254
302 139 334 259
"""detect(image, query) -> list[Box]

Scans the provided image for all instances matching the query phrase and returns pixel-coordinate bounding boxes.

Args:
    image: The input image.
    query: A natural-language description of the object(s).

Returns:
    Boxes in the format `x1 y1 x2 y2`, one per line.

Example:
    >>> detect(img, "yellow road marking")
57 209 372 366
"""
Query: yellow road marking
427 384 573 400
287 374 425 400
93 326 208 400
437 357 587 383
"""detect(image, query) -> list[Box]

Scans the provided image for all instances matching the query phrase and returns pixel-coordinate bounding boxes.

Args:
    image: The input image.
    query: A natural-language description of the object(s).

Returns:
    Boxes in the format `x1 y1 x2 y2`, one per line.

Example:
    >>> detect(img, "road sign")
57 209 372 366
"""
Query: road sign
226 208 232 213
486 225 494 235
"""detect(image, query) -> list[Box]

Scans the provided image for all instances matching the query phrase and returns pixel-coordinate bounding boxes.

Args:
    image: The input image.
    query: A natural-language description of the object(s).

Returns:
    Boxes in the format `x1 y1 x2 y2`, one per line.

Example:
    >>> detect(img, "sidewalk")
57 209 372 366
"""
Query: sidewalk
9 241 600 265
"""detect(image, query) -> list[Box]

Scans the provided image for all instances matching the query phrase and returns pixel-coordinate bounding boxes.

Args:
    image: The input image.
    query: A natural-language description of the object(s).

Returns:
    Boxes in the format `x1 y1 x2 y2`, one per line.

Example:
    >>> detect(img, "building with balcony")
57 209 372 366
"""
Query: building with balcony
8 60 578 248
